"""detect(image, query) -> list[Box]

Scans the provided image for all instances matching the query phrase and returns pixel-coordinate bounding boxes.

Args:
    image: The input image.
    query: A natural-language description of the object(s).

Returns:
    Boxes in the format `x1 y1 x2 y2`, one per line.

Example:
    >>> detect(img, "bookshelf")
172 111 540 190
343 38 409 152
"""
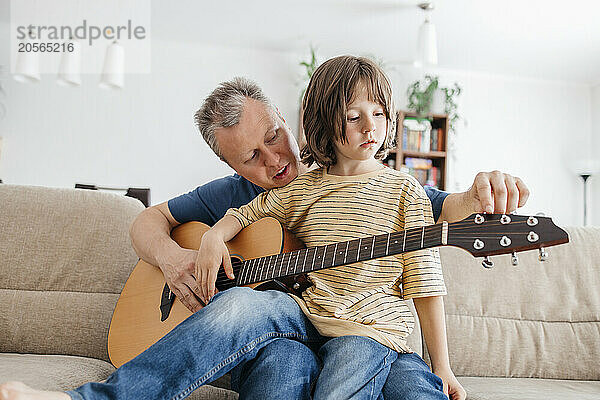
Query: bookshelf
384 111 448 190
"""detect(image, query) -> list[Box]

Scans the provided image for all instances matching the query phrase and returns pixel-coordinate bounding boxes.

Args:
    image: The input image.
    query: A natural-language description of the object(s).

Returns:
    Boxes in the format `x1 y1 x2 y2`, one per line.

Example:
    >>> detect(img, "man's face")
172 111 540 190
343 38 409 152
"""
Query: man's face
215 99 301 189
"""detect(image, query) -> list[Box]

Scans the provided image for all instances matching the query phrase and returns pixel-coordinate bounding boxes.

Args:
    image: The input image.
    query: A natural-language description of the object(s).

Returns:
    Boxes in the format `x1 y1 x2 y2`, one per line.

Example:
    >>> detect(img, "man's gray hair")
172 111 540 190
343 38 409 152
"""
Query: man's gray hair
194 77 271 160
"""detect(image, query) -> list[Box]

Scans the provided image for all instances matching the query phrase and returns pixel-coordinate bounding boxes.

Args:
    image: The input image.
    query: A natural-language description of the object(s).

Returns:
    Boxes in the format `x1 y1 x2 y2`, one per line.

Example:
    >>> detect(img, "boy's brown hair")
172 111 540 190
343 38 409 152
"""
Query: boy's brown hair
301 55 396 167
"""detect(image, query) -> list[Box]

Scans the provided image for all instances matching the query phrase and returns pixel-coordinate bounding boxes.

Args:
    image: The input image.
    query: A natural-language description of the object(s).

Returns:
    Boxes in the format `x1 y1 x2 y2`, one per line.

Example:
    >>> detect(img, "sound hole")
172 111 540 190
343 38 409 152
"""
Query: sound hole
215 256 243 291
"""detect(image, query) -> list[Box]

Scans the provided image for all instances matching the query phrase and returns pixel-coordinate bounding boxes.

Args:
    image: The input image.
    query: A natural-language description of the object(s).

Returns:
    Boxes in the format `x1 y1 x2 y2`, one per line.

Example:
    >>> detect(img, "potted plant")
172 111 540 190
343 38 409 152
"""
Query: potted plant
406 75 462 134
297 45 320 146
299 44 318 101
406 75 439 118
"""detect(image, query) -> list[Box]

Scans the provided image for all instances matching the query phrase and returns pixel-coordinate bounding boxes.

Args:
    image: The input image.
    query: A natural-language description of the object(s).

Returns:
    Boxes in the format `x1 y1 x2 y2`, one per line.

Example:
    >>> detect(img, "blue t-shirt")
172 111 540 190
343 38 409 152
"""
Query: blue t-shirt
168 174 449 226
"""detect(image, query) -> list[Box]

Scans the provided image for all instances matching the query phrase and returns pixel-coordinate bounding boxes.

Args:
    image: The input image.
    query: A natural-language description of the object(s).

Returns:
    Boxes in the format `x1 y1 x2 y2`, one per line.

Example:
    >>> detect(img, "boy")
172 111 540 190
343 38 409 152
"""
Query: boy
197 55 465 399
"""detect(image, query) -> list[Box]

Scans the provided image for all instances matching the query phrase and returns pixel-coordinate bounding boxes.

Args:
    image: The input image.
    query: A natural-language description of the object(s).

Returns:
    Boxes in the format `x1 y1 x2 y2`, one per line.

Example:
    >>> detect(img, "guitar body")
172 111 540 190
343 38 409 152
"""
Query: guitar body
108 217 306 367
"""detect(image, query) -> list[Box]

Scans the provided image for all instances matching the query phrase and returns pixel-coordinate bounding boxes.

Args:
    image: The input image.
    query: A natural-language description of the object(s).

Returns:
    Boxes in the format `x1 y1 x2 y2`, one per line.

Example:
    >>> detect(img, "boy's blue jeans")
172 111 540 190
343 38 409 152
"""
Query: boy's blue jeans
66 287 446 400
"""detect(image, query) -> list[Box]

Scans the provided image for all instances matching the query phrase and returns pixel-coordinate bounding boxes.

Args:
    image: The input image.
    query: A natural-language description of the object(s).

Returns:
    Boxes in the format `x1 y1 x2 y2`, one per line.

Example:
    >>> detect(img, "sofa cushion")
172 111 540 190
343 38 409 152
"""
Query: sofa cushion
0 353 237 400
437 226 600 380
0 185 145 362
0 353 115 391
458 376 600 400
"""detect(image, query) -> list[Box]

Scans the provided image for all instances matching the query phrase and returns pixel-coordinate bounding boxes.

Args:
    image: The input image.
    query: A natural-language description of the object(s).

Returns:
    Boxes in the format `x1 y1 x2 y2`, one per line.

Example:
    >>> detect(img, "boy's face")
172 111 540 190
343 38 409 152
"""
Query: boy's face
334 84 387 164
215 98 301 190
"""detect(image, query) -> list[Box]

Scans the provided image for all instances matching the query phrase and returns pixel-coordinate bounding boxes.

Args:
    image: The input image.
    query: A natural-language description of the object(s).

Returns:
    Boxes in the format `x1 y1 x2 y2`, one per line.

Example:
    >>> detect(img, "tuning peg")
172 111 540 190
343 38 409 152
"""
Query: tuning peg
511 252 519 266
539 247 548 262
482 256 494 269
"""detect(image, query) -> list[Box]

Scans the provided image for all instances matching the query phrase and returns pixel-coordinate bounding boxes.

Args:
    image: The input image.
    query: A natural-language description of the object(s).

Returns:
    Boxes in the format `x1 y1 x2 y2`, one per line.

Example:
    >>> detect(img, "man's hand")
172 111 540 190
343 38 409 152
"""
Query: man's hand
467 170 529 214
158 248 204 313
439 171 530 223
434 367 466 400
195 229 235 305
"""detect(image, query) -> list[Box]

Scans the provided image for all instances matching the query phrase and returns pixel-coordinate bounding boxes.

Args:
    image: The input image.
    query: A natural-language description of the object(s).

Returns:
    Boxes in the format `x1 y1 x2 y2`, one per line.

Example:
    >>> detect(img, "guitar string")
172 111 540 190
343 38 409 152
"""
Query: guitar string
230 234 444 285
217 219 548 285
235 226 442 274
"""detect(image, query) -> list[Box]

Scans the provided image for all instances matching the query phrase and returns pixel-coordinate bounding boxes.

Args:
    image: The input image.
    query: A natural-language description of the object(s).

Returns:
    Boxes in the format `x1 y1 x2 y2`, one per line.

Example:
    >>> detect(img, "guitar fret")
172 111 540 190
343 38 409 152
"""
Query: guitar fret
294 250 302 272
321 245 327 269
261 256 268 280
267 255 277 282
278 253 285 278
333 243 338 266
249 258 257 283
344 241 349 264
421 227 425 248
386 233 390 256
357 238 362 261
253 256 261 282
240 260 248 285
311 247 317 270
267 254 277 282
260 256 268 282
370 235 375 259
286 251 293 275
301 248 308 272
403 230 406 251
251 259 260 284
252 258 261 282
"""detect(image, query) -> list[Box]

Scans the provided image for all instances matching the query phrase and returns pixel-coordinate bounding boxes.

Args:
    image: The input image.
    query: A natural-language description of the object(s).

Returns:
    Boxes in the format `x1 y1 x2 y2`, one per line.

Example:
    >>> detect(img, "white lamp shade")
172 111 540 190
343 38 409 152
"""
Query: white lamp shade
13 42 41 83
417 19 438 66
572 159 600 175
57 40 82 86
99 42 125 89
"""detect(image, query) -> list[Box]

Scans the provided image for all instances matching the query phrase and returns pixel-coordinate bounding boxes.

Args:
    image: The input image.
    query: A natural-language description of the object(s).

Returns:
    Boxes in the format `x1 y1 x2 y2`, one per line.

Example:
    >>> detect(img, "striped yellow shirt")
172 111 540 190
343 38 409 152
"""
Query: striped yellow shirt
225 166 446 352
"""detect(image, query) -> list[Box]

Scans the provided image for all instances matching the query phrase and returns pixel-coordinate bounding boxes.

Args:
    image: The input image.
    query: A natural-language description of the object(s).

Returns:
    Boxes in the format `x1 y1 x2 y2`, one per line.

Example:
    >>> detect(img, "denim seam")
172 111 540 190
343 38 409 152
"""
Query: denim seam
170 331 310 400
64 390 84 400
365 348 394 400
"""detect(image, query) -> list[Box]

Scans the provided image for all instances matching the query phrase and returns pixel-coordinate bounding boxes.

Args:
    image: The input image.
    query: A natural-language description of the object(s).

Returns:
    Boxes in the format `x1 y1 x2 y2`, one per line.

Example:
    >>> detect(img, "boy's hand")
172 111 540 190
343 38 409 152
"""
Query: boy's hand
434 367 466 400
195 229 235 305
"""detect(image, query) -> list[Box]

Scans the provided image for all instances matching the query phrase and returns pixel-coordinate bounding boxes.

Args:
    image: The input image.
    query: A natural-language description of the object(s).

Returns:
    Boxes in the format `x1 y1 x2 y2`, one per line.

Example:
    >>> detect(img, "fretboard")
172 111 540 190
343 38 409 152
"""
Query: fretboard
236 223 446 286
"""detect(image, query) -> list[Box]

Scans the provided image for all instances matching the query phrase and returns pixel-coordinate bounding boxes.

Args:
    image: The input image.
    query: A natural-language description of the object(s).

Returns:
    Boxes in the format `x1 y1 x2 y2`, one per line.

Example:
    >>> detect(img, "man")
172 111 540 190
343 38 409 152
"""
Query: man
128 77 527 398
0 77 528 399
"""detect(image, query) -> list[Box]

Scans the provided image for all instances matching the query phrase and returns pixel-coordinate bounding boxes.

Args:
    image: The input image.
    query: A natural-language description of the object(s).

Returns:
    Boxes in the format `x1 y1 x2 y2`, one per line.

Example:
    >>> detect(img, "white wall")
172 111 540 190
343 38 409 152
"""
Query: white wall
592 84 600 226
383 65 591 227
0 35 302 205
0 29 595 227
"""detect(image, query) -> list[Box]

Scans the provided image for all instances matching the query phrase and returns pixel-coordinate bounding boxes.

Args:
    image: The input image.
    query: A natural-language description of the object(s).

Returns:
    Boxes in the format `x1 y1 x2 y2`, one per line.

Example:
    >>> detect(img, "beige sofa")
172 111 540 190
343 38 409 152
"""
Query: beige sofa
0 184 234 399
1 183 599 399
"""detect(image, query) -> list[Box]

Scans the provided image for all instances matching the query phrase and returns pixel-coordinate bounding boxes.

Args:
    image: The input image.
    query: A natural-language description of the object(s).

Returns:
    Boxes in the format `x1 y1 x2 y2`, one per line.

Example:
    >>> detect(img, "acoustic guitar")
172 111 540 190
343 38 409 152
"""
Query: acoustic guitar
108 213 568 367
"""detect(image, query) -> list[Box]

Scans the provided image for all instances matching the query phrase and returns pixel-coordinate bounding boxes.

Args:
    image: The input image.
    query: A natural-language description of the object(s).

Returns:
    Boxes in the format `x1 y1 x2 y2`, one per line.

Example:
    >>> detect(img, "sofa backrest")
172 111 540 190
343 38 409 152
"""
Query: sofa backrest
436 226 600 380
0 184 145 362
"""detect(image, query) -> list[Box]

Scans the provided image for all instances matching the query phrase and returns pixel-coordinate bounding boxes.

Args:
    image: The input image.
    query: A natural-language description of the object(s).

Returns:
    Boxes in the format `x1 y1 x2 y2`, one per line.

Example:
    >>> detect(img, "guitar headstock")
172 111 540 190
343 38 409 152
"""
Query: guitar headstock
446 213 569 261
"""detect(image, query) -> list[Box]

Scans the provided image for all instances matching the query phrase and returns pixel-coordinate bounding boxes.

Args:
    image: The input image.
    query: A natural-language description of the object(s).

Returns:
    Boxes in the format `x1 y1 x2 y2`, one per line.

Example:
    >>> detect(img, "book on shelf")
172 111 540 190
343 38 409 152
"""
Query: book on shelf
401 157 441 188
401 118 444 152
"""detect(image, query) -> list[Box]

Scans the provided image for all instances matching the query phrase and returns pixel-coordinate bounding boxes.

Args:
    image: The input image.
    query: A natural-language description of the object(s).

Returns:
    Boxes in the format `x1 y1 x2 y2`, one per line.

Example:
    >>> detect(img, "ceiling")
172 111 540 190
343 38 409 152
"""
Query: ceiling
149 0 600 85
2 0 599 85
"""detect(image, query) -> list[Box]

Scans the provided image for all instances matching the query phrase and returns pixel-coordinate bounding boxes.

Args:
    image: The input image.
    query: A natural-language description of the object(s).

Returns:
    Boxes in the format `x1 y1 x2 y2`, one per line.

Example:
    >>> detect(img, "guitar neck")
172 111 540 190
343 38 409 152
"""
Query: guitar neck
237 222 448 286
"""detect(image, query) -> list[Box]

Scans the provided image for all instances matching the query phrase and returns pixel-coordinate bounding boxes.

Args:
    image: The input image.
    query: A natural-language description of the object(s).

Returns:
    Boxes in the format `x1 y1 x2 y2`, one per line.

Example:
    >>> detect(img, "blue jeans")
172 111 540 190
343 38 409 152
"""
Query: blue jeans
66 287 445 399
233 338 447 400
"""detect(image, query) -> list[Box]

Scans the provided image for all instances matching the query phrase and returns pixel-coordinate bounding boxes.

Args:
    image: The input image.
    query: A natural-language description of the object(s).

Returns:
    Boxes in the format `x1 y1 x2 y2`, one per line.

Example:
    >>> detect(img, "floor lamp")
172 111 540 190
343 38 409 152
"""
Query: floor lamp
574 159 599 226
579 173 591 226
